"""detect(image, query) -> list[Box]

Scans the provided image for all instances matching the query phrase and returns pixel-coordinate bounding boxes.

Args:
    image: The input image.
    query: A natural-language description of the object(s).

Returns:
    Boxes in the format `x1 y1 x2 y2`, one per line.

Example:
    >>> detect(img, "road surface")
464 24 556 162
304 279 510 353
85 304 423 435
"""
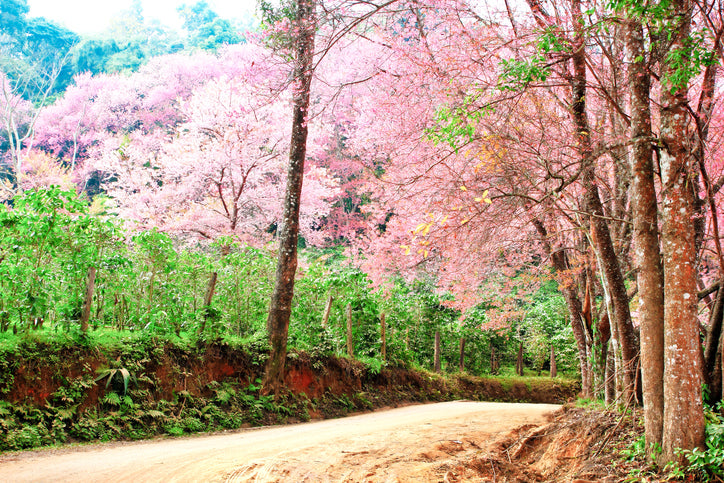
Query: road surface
0 401 560 482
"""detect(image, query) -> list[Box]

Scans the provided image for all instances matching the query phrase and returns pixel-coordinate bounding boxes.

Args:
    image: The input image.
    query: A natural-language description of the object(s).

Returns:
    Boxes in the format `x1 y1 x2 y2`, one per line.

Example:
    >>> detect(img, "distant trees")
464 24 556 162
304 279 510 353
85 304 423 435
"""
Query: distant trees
97 58 337 244
0 0 78 99
1 63 66 198
178 1 242 51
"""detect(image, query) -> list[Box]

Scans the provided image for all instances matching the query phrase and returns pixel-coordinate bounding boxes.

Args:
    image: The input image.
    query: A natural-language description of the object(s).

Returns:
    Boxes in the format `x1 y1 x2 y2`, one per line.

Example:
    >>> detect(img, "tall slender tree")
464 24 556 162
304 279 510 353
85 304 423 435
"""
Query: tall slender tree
263 0 317 391
658 0 706 463
624 13 665 453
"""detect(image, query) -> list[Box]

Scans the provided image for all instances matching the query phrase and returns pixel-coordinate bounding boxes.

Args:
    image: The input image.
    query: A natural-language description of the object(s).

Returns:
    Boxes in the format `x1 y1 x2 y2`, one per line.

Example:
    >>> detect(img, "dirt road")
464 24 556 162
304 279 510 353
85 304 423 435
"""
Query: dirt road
0 401 560 482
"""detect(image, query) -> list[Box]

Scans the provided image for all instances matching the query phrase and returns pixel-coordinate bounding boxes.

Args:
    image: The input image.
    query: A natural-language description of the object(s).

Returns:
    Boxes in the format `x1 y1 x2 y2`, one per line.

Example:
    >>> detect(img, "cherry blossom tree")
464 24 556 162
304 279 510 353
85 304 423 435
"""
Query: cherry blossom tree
341 0 719 462
1 67 62 199
33 50 225 164
96 48 338 246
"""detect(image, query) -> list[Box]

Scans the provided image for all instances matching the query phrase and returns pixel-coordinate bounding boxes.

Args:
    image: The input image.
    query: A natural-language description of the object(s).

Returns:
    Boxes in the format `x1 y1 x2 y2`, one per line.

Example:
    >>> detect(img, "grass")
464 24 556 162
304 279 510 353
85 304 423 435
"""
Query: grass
575 397 609 410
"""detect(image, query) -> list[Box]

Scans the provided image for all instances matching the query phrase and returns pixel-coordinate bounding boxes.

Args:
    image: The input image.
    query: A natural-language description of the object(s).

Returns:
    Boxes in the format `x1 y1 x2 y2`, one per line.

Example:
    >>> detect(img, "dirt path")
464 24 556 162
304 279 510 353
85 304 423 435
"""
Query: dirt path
0 401 560 482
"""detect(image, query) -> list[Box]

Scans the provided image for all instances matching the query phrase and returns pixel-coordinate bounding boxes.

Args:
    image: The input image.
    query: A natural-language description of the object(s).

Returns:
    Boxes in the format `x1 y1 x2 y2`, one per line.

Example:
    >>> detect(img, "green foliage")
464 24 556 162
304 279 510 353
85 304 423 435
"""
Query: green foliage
178 1 242 51
0 187 121 332
0 0 29 37
0 5 80 101
0 189 579 387
426 101 492 151
358 355 385 375
663 31 717 94
620 434 647 462
670 403 724 481
608 0 717 94
95 367 135 396
498 56 550 92
520 289 578 374
536 27 570 55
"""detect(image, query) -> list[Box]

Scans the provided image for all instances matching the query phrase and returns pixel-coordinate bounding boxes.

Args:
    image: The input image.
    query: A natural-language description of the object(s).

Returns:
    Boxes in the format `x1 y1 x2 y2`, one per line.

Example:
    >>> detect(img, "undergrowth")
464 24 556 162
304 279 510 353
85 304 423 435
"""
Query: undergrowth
605 400 724 482
0 334 579 452
665 402 724 481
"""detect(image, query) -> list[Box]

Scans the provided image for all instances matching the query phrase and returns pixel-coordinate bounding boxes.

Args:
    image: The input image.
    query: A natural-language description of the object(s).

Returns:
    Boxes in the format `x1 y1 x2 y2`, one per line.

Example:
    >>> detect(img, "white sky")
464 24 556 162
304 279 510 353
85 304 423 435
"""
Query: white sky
27 0 259 35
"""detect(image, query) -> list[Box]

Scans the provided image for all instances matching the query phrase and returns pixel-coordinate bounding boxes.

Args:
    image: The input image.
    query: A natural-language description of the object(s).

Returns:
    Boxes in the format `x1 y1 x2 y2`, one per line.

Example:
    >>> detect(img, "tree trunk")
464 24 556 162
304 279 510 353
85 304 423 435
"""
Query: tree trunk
625 17 665 453
596 309 611 398
712 343 723 407
605 344 615 405
550 345 557 378
659 0 705 462
321 294 333 329
704 287 724 403
263 0 316 392
346 302 353 358
608 305 623 403
571 0 638 403
198 271 218 335
0 311 8 332
434 330 441 373
147 272 156 320
380 312 386 361
490 345 499 374
80 266 97 333
516 340 524 376
533 219 591 396
459 337 465 372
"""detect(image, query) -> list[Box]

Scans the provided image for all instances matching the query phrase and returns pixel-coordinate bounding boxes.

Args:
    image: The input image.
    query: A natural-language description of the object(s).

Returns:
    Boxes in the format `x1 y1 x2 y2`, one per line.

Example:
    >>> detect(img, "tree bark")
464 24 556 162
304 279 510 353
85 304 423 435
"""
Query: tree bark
459 337 465 372
516 340 524 376
490 345 499 374
704 287 724 403
533 219 591 396
80 266 97 333
550 345 557 378
263 0 316 391
712 341 723 406
605 344 615 405
597 309 611 398
321 294 333 329
380 312 386 361
659 0 705 462
198 271 218 336
571 0 638 402
346 302 353 358
625 17 665 453
434 330 441 373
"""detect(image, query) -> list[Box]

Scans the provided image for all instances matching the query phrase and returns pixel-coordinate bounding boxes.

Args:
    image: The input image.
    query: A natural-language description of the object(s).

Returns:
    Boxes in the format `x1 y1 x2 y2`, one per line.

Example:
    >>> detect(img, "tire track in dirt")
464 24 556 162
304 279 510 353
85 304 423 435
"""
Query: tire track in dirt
0 401 559 482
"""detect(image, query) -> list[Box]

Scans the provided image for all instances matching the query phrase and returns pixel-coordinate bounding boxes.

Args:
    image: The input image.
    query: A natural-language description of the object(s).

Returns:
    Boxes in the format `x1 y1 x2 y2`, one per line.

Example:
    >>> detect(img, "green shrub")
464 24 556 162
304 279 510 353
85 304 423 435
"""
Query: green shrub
679 405 724 480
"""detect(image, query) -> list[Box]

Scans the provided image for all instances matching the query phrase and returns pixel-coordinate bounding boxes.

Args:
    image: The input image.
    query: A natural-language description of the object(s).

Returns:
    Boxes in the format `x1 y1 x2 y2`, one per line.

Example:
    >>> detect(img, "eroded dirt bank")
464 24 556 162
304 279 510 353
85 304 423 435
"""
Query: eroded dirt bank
0 401 561 482
3 342 579 409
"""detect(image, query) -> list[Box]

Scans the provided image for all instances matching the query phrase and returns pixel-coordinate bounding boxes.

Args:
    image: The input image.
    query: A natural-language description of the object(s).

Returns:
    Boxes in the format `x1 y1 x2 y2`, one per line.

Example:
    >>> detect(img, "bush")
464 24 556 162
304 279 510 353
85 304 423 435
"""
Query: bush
679 404 724 480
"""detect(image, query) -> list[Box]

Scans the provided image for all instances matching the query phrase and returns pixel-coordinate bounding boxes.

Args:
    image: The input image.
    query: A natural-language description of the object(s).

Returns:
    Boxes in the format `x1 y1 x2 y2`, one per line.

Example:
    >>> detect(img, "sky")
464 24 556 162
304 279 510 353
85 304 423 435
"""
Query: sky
27 0 259 35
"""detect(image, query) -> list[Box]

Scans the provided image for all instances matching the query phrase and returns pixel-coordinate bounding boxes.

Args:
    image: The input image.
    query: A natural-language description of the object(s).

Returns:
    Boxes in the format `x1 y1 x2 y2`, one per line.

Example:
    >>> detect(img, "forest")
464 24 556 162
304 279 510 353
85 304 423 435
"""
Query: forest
2 0 724 479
